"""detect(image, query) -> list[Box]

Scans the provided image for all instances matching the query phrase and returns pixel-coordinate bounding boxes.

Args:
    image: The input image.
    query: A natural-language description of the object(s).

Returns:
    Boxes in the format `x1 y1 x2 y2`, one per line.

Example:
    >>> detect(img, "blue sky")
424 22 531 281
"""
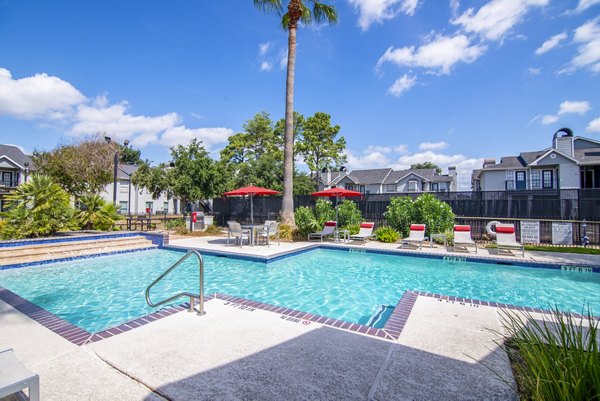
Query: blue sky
1 0 599 189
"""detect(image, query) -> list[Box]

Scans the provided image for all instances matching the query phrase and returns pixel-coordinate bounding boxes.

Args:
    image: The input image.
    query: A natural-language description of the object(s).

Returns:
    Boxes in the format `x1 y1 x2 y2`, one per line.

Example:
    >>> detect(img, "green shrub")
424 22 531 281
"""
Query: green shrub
75 194 120 231
1 175 75 239
345 224 360 235
277 223 294 241
337 200 363 230
501 307 599 401
383 196 414 236
314 199 335 226
203 224 222 235
165 218 186 230
384 194 455 236
294 206 320 237
375 226 399 243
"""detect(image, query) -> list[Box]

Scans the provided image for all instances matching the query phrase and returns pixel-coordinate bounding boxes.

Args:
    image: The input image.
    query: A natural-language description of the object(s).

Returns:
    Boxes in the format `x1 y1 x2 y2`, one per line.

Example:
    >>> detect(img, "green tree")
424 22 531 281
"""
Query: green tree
411 162 442 174
119 145 143 165
32 137 114 196
1 175 75 239
254 0 338 227
383 196 415 237
293 172 315 195
170 138 225 210
411 193 455 235
296 112 346 189
75 194 120 230
131 162 172 200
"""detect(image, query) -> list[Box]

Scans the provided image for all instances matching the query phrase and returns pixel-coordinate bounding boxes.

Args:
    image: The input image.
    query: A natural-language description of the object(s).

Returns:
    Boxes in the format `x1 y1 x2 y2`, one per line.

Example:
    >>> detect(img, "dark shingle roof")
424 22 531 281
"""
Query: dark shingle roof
0 144 33 168
383 168 448 183
333 168 392 184
117 164 138 180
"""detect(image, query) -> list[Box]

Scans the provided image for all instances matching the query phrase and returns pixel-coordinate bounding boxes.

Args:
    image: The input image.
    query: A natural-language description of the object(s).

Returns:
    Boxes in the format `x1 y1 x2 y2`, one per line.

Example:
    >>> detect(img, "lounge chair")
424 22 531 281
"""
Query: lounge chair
308 221 337 242
453 225 477 254
227 221 251 247
401 224 426 250
258 220 280 246
495 223 524 257
349 222 376 244
0 349 40 401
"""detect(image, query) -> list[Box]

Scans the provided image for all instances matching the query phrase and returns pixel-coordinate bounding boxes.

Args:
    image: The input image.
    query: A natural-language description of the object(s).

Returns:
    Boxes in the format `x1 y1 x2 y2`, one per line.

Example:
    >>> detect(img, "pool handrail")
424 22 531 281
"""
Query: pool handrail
145 250 205 316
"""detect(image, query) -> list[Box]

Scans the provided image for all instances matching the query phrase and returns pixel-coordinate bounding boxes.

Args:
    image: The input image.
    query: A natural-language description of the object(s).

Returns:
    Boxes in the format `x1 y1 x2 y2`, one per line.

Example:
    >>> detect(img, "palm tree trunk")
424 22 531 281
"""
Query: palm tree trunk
281 21 297 227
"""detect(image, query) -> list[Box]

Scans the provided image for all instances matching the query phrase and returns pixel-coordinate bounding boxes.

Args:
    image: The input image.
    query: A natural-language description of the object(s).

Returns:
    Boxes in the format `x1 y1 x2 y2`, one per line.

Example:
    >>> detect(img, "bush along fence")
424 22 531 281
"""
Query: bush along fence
211 190 600 246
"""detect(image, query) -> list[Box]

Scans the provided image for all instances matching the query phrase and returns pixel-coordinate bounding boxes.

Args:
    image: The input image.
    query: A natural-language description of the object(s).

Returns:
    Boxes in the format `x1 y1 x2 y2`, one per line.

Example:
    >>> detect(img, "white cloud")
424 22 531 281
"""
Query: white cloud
0 68 85 119
260 61 273 72
527 67 542 75
345 148 392 169
278 48 288 70
387 74 417 96
586 117 600 133
393 144 409 153
535 32 568 55
418 141 449 150
450 0 460 18
567 18 600 73
539 100 591 125
347 0 421 30
452 0 549 42
71 96 179 146
558 100 591 115
159 126 233 148
365 145 393 153
575 0 600 13
377 34 487 75
258 42 271 56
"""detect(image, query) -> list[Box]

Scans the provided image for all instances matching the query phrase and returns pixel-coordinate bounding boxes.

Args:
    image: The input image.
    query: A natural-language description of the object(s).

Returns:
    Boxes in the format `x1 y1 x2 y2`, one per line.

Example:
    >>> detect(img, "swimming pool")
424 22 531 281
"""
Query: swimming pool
0 248 598 333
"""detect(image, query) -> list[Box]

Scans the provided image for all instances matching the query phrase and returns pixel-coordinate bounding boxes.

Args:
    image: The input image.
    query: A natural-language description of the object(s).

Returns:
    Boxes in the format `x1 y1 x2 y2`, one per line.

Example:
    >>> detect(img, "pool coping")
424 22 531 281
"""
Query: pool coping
1 242 598 346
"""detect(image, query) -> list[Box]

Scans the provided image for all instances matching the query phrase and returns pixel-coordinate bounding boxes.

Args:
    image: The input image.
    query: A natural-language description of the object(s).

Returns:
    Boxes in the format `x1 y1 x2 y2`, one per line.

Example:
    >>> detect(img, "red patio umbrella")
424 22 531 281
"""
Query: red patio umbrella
311 187 363 228
223 185 279 224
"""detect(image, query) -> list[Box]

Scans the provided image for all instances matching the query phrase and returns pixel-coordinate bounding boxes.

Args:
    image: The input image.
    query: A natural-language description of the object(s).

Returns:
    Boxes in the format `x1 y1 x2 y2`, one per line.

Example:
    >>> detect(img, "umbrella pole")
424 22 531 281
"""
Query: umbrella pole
250 195 254 224
335 195 339 230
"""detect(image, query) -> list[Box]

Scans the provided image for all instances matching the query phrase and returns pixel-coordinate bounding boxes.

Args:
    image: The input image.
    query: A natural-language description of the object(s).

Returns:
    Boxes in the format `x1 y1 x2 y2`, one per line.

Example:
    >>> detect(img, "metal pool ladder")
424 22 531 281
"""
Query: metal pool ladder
145 250 206 316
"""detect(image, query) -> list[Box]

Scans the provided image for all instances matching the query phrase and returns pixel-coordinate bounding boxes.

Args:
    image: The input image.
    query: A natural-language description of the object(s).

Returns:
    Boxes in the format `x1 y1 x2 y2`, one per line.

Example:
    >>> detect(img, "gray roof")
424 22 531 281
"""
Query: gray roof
319 171 346 185
0 144 33 168
384 168 452 183
117 164 139 180
575 147 600 165
333 168 392 184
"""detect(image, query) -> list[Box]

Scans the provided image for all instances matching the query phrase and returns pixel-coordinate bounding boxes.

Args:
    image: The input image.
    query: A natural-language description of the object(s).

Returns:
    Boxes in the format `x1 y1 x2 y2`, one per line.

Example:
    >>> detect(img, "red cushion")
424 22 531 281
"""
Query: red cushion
324 221 337 227
454 225 471 232
496 225 515 234
410 224 425 231
360 223 374 228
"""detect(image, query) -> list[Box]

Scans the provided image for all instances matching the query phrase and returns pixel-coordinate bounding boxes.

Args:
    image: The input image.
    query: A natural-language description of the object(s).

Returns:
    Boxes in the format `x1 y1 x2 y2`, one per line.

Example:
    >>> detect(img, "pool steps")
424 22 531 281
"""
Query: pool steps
0 236 157 266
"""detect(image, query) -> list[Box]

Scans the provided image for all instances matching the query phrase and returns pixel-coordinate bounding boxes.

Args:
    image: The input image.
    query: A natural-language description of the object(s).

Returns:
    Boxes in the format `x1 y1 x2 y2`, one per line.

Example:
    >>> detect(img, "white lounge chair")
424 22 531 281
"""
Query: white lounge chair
308 221 337 242
349 222 376 244
495 223 524 257
227 221 251 247
258 220 280 246
453 225 477 254
401 224 426 250
0 349 40 401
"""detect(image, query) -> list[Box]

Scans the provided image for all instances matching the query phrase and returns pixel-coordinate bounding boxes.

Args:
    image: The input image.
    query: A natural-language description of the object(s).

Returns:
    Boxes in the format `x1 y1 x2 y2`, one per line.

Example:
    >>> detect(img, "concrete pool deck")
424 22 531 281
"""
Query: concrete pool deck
1 236 598 400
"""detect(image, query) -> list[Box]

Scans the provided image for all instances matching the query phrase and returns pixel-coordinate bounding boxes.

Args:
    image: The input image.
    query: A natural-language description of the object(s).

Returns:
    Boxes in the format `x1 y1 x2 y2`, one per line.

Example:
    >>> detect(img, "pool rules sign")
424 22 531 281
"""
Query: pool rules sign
520 221 540 244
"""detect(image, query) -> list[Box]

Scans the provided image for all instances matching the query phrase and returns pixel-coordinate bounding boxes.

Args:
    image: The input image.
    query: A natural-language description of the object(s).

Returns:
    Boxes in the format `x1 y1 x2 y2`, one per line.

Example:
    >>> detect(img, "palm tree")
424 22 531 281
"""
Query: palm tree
254 0 337 226
75 194 120 231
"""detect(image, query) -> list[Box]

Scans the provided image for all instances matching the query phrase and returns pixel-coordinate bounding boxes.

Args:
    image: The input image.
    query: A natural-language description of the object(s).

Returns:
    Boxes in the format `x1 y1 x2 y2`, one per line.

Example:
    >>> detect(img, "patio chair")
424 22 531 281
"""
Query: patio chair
349 222 376 245
453 225 477 254
308 221 337 242
495 223 524 257
401 224 426 250
0 349 40 401
227 221 251 247
258 220 280 246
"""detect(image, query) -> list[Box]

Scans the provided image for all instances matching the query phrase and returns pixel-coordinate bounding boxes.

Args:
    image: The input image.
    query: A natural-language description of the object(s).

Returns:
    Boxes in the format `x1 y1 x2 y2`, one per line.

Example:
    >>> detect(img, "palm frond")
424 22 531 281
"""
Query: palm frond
280 12 290 30
300 3 311 25
253 0 285 15
310 1 338 24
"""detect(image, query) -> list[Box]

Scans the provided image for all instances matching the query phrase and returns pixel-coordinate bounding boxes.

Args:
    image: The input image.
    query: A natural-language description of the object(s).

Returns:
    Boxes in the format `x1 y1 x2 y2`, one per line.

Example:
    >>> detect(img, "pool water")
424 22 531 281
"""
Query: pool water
0 248 598 333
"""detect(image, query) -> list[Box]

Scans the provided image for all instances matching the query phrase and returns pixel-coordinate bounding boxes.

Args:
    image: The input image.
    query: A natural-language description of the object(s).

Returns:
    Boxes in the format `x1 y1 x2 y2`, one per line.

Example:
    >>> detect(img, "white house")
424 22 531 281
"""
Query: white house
0 145 32 212
320 166 457 194
472 128 600 191
99 164 180 215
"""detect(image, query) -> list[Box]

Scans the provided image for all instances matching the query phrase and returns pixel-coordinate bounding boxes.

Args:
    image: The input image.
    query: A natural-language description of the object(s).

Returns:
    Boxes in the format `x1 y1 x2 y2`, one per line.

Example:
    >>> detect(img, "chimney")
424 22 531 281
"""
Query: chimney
483 158 496 168
448 166 457 176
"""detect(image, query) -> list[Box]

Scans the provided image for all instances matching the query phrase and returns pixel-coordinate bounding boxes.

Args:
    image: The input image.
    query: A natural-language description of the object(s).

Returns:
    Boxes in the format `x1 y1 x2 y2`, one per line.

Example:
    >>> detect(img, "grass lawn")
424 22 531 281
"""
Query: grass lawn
523 245 600 255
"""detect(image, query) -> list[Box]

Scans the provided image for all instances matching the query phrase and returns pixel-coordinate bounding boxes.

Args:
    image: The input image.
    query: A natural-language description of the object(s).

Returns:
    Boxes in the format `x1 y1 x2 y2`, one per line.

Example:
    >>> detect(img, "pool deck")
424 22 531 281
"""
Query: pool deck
1 236 598 400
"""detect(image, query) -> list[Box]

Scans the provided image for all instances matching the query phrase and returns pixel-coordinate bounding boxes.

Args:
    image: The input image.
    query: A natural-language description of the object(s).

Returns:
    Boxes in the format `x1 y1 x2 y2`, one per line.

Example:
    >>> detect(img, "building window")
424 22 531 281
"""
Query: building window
358 185 366 193
119 180 129 193
118 201 128 215
531 170 541 189
431 183 439 192
1 171 13 187
145 201 153 214
345 185 354 191
163 201 169 214
542 170 553 189
386 184 396 192
515 171 526 190
408 180 418 192
505 170 515 190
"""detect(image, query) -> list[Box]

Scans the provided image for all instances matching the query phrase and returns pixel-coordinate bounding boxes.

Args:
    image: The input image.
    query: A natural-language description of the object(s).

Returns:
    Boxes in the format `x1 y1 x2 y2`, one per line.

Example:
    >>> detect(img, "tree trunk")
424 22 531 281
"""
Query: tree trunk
281 21 297 227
